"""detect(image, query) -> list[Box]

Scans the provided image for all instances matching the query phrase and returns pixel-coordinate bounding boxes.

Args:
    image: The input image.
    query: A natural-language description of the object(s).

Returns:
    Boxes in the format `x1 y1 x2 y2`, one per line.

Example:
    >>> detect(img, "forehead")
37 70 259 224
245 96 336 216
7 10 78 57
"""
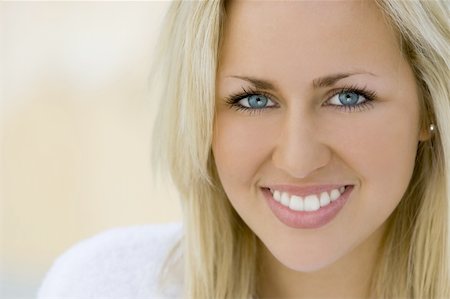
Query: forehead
218 0 402 85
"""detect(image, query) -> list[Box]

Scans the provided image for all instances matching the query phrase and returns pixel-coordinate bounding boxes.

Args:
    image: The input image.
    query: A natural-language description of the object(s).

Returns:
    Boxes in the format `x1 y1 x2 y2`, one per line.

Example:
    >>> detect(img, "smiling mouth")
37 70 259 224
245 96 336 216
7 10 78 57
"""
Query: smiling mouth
267 185 350 212
261 185 354 229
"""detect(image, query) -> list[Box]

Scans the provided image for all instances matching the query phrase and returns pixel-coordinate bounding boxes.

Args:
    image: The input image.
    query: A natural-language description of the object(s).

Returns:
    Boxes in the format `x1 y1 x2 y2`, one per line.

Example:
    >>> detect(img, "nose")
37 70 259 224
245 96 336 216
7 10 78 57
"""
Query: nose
272 112 331 179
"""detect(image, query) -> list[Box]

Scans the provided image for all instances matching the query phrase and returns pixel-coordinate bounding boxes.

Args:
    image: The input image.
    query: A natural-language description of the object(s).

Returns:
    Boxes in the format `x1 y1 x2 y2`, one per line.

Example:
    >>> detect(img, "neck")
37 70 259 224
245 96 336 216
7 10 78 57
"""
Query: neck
257 223 386 299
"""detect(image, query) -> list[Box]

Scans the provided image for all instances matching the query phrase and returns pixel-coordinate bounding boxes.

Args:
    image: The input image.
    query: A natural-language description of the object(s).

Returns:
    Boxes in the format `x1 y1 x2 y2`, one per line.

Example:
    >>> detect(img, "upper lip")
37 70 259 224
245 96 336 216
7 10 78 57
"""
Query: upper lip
263 184 351 197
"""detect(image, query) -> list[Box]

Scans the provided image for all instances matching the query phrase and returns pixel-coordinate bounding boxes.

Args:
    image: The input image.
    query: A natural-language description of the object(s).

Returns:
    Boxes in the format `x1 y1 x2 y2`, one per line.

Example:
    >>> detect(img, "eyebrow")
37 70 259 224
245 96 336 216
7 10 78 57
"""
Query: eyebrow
229 75 276 90
228 72 376 90
312 72 376 88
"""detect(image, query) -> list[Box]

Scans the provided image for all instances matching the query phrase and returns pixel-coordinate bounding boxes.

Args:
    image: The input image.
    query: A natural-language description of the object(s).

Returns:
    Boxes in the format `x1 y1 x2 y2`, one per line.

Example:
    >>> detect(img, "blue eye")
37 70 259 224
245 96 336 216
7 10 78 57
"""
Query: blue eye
224 88 278 115
239 94 274 109
329 91 367 106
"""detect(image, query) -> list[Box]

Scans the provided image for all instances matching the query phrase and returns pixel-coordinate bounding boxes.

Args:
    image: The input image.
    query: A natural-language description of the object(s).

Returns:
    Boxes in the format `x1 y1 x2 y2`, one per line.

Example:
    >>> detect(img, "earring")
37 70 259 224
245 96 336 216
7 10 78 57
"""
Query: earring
429 124 436 133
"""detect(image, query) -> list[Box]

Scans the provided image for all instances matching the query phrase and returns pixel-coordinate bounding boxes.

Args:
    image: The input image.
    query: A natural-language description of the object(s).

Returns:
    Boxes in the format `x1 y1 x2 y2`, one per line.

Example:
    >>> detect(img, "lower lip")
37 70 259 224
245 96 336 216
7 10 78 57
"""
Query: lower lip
262 186 353 229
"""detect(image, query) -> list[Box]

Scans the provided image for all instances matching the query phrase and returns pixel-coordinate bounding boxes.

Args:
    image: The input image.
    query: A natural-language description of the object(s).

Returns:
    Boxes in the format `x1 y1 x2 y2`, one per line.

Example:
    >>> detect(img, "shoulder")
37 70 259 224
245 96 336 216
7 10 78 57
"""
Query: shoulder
37 222 183 299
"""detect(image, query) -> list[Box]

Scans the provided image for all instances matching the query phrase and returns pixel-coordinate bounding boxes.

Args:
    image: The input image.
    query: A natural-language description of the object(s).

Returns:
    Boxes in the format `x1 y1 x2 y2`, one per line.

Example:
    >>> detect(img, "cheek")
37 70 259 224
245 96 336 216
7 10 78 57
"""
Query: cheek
335 107 420 224
212 112 277 194
363 115 417 187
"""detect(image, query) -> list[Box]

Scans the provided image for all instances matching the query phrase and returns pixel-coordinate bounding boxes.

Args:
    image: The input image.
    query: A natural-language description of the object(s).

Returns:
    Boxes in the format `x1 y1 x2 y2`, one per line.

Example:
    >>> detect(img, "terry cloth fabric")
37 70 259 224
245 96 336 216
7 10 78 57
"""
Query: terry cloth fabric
37 223 183 299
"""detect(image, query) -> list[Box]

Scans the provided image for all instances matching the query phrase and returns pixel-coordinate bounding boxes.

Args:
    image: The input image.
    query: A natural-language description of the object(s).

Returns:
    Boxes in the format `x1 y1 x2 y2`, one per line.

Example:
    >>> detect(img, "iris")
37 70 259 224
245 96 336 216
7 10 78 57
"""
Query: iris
338 91 360 106
247 95 269 108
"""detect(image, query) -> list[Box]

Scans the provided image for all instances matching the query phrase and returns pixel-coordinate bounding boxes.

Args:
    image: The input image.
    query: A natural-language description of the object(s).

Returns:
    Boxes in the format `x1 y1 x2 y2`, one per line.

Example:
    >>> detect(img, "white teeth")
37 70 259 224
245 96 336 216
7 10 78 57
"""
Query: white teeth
330 189 341 201
304 195 320 211
289 195 304 211
270 186 348 211
319 191 331 207
273 190 281 202
281 192 290 206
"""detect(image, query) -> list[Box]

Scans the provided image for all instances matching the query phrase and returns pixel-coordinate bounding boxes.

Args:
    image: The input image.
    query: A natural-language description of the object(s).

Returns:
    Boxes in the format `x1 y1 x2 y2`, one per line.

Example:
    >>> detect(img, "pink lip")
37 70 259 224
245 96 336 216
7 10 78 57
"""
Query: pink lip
261 185 354 229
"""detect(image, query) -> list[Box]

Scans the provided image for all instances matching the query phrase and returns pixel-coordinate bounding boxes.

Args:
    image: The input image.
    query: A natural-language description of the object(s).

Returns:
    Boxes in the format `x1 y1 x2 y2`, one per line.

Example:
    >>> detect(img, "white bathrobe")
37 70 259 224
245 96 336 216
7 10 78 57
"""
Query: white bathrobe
37 223 183 299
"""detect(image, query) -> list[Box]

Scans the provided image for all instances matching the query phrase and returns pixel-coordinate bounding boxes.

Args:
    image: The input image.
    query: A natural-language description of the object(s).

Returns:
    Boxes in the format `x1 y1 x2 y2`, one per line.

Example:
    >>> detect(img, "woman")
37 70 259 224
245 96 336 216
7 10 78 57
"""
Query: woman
39 1 450 298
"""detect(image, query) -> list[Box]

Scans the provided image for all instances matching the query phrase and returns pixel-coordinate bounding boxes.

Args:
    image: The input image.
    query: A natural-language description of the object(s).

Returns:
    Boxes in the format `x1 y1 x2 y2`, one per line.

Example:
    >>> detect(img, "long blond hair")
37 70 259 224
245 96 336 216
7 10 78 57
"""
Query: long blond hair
151 1 450 298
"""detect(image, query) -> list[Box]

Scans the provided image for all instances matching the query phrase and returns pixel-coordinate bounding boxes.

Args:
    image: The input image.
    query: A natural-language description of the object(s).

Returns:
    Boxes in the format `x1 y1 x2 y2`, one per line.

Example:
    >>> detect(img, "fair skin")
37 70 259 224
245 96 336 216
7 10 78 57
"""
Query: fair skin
213 1 428 298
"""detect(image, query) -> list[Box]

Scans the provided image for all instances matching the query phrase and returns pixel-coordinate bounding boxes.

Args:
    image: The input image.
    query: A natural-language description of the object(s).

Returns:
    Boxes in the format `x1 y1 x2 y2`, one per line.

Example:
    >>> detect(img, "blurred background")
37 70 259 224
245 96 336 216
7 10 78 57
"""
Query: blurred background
1 2 182 298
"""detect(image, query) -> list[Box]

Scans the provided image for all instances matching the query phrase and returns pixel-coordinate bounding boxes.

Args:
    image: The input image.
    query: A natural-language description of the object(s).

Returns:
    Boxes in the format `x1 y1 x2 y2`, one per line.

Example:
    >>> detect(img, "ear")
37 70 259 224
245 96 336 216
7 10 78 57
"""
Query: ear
419 129 431 142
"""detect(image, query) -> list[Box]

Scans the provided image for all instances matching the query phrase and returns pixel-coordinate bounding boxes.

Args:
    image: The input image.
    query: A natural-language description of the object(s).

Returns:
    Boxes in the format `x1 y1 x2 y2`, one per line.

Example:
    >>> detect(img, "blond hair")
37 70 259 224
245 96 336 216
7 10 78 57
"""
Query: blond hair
151 1 450 298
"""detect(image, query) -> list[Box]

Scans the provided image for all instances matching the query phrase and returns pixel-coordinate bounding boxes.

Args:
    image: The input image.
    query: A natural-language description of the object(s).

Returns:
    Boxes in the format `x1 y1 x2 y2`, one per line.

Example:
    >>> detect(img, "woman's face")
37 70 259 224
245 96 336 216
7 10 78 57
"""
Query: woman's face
213 1 426 272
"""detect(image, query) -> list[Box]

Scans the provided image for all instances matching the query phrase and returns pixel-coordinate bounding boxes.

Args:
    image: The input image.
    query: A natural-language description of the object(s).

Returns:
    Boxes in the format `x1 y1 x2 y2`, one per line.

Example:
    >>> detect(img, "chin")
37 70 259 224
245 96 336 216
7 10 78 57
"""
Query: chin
284 259 338 273
267 243 346 273
281 256 341 273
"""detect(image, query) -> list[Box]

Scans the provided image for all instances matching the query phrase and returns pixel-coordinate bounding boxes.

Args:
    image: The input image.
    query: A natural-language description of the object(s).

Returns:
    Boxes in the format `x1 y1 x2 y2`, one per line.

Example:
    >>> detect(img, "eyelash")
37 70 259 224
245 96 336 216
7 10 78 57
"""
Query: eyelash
224 87 277 116
224 85 377 115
